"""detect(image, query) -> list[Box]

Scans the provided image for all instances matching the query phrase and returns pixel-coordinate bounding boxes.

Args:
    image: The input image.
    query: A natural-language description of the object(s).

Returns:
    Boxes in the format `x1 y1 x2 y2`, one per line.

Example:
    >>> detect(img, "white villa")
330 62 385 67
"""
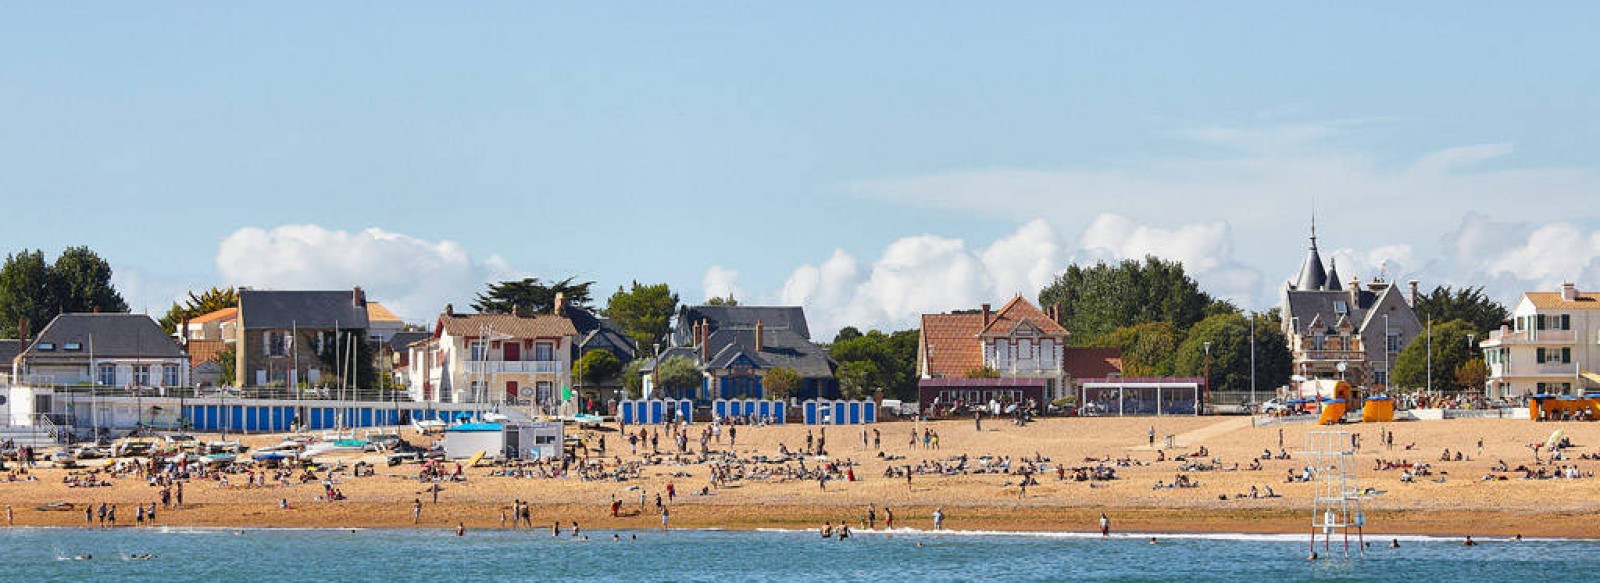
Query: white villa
1480 283 1600 399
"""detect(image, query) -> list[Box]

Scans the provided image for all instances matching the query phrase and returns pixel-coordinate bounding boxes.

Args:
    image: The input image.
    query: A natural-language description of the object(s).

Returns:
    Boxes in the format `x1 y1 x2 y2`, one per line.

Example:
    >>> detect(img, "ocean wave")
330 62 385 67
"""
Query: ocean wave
753 528 1565 543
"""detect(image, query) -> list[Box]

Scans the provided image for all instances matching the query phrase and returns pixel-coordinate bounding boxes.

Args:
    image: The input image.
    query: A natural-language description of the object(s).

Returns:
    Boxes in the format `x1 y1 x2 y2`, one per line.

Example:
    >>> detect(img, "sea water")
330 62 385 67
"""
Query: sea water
0 527 1589 582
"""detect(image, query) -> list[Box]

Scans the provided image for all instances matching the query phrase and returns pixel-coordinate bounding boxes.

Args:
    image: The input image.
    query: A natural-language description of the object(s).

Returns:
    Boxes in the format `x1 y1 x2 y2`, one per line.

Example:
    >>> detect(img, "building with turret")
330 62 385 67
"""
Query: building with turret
1280 225 1423 390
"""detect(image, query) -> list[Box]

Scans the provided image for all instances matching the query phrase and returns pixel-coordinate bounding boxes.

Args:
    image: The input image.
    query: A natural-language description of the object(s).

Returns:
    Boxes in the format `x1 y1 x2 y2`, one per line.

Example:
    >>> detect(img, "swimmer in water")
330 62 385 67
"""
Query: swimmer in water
1463 536 1477 547
1389 539 1400 548
1513 534 1523 542
613 534 621 542
75 554 92 561
915 541 924 548
1148 537 1158 545
1307 551 1318 561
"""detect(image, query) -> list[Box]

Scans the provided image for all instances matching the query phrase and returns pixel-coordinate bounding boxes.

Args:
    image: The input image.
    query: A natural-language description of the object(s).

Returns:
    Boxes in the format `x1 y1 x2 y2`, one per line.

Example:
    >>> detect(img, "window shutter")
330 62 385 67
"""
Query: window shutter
1536 348 1546 363
1538 315 1547 330
1563 348 1572 363
1563 315 1572 330
263 332 271 356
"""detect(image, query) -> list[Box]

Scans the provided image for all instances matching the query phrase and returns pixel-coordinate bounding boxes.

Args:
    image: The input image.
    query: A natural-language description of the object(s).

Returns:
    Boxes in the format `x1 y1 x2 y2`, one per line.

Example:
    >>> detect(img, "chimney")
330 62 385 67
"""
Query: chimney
1562 282 1579 302
1348 276 1360 307
1051 303 1061 323
353 286 366 307
700 319 710 362
1408 280 1420 307
553 292 567 316
982 303 992 326
18 316 28 346
755 319 765 352
180 317 191 345
512 304 522 317
445 303 454 317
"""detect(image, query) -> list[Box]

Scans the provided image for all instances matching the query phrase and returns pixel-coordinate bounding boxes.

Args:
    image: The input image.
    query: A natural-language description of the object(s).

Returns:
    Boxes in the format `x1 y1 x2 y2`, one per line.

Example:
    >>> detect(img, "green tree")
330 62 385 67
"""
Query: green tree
1392 319 1479 391
473 276 594 314
832 326 863 344
1093 321 1182 377
654 355 702 397
964 366 1001 379
51 246 128 314
1414 286 1511 335
605 282 679 352
217 345 237 387
837 360 879 400
704 294 738 306
828 328 919 400
621 358 647 399
1037 256 1220 346
158 286 239 334
1173 312 1292 394
761 366 802 400
573 349 622 386
0 250 55 339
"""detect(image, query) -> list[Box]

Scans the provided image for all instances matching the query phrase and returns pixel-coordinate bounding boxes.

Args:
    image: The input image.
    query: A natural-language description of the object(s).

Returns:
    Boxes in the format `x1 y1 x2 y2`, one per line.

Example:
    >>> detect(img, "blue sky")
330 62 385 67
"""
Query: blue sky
4 3 1599 333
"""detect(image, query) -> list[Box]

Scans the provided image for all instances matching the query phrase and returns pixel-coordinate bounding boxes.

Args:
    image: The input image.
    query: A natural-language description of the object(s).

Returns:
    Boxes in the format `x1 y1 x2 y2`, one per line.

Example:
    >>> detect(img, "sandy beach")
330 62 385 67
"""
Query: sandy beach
4 416 1598 538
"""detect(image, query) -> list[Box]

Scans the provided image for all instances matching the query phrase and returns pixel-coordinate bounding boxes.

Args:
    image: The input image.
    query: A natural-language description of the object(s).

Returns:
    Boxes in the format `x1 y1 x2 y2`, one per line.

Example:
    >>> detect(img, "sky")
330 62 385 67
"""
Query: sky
3 3 1599 336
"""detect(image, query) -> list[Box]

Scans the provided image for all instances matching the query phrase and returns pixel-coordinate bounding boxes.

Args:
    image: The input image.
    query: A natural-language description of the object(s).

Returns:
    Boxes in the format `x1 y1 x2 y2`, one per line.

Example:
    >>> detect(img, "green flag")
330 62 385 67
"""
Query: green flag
561 384 571 400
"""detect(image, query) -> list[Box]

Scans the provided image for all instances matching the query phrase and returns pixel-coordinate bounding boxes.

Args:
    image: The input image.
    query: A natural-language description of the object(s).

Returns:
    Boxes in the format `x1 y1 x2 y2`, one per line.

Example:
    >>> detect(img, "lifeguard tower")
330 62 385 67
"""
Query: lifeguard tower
1306 430 1366 557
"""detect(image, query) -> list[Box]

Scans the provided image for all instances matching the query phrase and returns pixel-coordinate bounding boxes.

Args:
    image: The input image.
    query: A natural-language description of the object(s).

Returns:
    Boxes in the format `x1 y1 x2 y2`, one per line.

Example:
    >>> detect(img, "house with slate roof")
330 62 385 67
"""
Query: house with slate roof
1280 225 1423 389
14 313 189 389
234 287 371 388
0 339 21 384
640 305 838 402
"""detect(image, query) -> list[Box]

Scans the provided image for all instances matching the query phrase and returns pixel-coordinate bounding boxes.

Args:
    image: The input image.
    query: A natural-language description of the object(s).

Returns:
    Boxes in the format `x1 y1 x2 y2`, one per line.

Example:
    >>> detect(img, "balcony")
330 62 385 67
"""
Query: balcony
462 360 561 375
1486 329 1576 344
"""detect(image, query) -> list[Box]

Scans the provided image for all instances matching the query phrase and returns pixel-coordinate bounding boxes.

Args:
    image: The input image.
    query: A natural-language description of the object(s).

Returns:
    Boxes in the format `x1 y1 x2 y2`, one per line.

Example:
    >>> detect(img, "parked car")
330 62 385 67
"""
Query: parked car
1257 399 1289 414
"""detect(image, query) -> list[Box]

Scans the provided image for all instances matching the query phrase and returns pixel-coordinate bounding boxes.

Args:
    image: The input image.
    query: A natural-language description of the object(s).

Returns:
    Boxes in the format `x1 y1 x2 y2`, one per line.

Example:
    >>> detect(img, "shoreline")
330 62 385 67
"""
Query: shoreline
6 503 1588 539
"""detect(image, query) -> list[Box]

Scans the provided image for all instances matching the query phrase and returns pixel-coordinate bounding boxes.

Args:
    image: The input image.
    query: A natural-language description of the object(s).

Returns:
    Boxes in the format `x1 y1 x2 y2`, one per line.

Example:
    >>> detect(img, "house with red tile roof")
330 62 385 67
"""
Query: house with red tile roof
918 296 1079 412
408 303 577 410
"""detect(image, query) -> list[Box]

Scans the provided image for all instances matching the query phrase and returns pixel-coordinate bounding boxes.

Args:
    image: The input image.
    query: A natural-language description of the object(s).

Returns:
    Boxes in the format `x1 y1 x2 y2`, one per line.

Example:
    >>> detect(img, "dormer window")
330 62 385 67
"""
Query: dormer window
1333 301 1348 314
63 342 82 351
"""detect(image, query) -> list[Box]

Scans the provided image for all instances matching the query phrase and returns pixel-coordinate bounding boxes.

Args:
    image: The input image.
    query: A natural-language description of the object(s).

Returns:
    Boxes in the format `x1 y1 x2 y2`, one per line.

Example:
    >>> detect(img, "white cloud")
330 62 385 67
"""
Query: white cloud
215 225 514 322
700 265 742 302
773 216 1264 336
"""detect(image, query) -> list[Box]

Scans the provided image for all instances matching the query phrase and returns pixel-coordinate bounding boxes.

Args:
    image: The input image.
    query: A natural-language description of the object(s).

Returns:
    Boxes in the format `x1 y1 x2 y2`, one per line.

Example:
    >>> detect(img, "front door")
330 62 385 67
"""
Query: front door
503 342 521 361
506 381 520 402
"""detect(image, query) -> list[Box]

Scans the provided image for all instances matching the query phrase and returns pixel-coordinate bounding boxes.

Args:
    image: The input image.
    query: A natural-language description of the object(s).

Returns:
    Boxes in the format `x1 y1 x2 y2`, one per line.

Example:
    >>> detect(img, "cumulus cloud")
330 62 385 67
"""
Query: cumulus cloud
700 265 742 302
772 216 1267 336
216 225 513 322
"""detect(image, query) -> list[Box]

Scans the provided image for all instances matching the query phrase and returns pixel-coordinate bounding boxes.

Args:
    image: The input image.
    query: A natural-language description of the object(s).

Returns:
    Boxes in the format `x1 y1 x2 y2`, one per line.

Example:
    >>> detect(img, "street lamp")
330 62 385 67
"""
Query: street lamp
1202 341 1212 415
1382 314 1391 392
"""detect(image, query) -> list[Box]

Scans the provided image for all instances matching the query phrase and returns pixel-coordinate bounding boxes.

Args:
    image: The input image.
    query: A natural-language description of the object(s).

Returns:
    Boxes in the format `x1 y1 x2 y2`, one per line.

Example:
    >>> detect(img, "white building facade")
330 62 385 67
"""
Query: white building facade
1480 283 1600 399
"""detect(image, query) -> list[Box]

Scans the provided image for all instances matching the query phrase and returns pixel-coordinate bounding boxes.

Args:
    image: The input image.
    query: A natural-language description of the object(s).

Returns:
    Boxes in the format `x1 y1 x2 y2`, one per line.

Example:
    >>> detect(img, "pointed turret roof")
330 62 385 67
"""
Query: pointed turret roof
1325 258 1342 291
1293 224 1328 291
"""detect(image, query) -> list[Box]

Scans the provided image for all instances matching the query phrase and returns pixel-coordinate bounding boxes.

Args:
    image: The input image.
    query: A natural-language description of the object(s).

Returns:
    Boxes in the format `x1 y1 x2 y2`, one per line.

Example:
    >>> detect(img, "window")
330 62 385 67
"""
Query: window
469 340 487 361
1041 339 1056 366
1374 370 1388 387
131 365 151 387
536 381 555 403
97 364 116 386
266 332 286 356
163 364 180 387
534 342 555 361
1333 301 1348 314
1537 348 1573 364
37 342 54 351
1386 333 1401 354
1018 339 1033 359
1312 334 1326 350
63 342 82 351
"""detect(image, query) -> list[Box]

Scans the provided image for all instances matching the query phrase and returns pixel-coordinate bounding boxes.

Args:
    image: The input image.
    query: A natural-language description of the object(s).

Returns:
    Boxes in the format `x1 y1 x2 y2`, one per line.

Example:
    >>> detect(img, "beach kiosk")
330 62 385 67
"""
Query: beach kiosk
442 422 563 460
1360 395 1394 423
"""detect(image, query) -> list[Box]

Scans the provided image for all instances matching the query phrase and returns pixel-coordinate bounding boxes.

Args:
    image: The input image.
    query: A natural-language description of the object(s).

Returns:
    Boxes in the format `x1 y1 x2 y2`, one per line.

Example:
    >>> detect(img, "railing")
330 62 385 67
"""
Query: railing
463 360 561 374
47 385 418 403
1488 329 1576 343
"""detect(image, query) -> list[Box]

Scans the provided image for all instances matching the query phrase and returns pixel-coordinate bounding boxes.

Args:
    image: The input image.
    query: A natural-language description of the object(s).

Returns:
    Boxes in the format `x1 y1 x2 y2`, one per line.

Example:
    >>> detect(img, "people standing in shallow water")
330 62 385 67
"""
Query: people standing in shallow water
1099 513 1110 537
1390 539 1400 548
455 522 465 537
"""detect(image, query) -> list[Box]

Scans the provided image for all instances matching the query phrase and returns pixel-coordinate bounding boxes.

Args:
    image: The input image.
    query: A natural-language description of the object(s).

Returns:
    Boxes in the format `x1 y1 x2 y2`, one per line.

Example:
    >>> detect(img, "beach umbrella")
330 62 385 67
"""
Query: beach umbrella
1547 429 1564 448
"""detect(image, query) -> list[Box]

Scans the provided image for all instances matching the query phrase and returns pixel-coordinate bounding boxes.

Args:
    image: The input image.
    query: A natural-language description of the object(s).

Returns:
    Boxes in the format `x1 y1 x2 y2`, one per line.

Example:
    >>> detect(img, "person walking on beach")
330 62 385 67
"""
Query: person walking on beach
884 506 894 530
1099 513 1111 537
932 508 945 531
412 498 422 525
873 428 880 450
867 504 877 529
5 503 12 527
1278 428 1284 449
660 506 670 530
975 411 982 432
1148 426 1155 447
